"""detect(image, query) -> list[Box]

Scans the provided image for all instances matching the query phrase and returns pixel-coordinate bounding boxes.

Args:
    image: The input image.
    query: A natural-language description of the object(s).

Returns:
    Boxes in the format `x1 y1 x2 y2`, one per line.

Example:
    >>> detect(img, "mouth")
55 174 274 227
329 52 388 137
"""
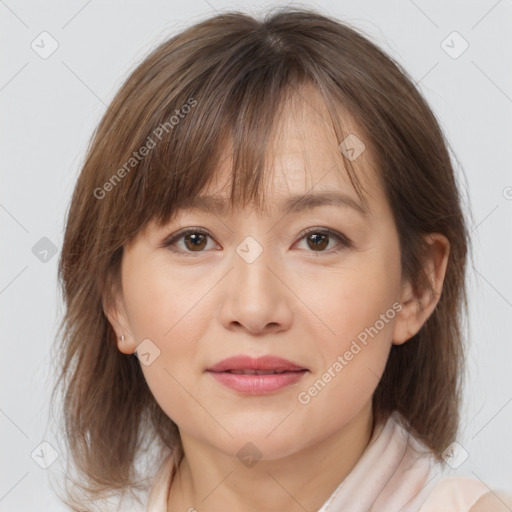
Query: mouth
206 355 308 394
206 354 307 373
219 369 298 375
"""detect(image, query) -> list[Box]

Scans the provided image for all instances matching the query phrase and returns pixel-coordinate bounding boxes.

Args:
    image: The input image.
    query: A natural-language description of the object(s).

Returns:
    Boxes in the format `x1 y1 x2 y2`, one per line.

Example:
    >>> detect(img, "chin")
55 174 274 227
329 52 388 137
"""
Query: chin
223 421 309 461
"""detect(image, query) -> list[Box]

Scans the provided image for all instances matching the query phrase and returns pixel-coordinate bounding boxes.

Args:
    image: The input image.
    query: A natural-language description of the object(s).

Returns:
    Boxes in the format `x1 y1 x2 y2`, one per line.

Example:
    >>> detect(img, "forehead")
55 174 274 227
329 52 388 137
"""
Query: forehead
175 189 369 219
194 83 381 217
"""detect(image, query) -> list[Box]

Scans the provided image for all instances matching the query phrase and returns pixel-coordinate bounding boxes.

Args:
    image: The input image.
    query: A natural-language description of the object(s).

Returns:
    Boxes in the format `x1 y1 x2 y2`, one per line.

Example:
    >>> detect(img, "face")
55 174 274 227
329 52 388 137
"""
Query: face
107 85 410 461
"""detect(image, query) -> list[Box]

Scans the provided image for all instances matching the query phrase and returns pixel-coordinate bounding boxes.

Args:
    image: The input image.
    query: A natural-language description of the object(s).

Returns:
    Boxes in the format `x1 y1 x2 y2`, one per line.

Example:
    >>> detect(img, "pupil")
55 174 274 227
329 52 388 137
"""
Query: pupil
185 233 206 251
308 233 328 251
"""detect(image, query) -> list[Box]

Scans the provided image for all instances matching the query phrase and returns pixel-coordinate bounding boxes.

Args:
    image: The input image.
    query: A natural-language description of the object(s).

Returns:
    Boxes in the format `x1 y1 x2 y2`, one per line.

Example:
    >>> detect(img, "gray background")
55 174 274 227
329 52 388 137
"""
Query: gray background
1 0 511 510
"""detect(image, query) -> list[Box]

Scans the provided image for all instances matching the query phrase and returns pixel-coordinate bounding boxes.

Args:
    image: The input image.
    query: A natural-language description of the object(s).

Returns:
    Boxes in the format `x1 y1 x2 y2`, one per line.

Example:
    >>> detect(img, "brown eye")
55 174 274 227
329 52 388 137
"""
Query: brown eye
306 233 329 251
295 228 350 254
162 228 217 254
183 232 207 251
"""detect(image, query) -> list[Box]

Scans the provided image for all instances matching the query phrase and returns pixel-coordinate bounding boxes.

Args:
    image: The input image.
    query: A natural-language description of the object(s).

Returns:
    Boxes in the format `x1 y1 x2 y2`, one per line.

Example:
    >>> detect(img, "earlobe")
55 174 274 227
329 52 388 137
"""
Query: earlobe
392 232 450 346
392 287 418 346
116 333 135 355
102 292 136 355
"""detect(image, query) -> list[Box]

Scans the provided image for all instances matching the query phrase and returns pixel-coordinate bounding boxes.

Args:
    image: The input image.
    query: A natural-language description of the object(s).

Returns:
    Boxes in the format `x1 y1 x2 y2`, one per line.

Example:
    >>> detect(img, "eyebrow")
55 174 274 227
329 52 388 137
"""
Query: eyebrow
179 191 369 216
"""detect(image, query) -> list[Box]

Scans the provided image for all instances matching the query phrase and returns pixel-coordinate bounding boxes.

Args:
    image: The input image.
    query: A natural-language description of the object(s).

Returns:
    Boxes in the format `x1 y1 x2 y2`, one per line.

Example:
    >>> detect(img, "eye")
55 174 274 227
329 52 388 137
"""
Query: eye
294 227 351 254
161 228 219 255
161 227 351 256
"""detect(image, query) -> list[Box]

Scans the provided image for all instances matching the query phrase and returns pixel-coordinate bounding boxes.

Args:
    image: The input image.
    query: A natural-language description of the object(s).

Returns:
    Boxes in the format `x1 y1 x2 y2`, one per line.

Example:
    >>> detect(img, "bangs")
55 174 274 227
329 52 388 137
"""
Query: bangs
100 26 369 243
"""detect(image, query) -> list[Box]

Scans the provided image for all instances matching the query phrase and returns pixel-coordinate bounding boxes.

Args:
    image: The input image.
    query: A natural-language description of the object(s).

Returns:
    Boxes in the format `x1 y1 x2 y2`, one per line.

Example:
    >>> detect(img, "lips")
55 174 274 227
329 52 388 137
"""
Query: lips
226 369 290 375
206 355 308 394
206 355 307 373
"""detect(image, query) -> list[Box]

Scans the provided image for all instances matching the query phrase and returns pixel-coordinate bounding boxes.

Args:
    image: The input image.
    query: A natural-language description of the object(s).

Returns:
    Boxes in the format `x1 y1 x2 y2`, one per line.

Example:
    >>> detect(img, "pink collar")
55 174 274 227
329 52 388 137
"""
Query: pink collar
147 411 486 511
317 410 439 511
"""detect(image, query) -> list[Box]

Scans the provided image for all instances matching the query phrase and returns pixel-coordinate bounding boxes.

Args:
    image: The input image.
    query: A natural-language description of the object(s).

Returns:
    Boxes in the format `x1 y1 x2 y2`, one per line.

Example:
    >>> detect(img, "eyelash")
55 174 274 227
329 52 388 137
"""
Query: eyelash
160 227 351 257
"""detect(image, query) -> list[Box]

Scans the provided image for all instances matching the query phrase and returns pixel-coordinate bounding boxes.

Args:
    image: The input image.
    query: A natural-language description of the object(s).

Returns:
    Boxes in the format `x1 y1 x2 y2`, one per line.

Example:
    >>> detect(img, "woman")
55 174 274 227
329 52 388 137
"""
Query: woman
53 7 511 511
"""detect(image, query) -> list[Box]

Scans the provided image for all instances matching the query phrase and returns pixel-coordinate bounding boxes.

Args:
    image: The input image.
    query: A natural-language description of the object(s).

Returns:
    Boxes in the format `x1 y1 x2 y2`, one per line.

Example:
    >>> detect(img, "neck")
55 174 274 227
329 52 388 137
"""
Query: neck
168 401 376 512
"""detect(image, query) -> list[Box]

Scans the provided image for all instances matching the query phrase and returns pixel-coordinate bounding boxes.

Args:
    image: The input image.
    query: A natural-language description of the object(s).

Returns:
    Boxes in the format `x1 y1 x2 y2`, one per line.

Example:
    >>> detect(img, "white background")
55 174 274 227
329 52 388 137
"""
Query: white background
1 0 511 510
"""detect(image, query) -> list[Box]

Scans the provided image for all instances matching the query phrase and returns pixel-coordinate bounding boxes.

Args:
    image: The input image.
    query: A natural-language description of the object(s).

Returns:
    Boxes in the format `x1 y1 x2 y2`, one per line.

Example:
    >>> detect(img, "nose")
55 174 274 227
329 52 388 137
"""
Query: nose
217 242 294 336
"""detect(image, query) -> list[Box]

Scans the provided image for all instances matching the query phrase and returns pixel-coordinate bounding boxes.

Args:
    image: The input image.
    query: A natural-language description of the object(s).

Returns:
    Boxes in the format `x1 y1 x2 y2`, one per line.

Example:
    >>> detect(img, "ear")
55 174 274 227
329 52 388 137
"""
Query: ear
102 278 137 355
392 233 450 346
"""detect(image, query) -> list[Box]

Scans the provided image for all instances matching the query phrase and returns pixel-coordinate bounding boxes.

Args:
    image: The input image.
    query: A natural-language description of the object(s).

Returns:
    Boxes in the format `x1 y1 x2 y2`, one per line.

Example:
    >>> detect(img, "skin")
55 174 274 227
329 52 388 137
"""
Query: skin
470 491 512 511
105 83 451 512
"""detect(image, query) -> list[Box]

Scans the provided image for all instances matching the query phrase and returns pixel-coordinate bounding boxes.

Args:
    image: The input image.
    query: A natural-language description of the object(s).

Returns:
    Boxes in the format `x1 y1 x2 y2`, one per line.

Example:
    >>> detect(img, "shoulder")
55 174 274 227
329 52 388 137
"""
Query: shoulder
418 475 509 512
469 489 512 511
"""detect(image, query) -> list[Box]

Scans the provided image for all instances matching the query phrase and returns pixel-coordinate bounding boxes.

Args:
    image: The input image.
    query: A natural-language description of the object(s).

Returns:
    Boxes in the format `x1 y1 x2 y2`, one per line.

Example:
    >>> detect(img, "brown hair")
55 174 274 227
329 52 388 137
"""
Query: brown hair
51 6 472 509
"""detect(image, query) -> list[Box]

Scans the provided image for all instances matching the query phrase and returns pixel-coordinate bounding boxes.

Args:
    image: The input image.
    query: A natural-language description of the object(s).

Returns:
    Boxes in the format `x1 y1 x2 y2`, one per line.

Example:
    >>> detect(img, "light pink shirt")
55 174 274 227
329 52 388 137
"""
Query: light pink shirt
146 411 490 511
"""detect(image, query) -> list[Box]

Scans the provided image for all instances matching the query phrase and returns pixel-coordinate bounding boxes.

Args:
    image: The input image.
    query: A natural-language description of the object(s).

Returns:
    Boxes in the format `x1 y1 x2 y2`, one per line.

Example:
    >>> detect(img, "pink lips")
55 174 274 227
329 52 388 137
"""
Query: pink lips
206 355 308 395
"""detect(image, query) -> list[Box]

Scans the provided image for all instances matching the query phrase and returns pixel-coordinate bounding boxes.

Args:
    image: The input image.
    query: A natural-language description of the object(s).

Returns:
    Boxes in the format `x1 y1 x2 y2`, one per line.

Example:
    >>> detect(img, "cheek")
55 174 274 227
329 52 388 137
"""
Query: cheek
295 249 400 351
121 256 214 423
122 253 206 341
292 267 398 443
294 246 401 396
